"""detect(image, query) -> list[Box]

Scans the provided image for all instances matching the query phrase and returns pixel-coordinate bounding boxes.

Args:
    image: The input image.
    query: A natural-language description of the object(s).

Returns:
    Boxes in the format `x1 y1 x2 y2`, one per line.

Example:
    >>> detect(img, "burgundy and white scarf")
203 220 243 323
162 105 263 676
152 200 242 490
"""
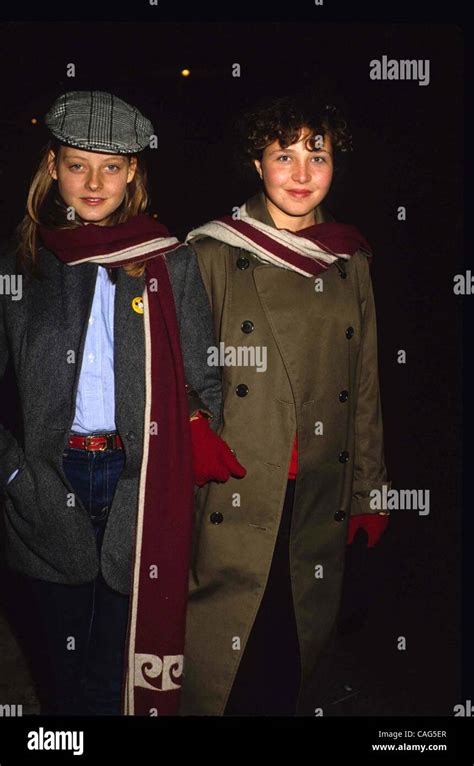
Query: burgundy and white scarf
186 200 372 276
39 214 193 716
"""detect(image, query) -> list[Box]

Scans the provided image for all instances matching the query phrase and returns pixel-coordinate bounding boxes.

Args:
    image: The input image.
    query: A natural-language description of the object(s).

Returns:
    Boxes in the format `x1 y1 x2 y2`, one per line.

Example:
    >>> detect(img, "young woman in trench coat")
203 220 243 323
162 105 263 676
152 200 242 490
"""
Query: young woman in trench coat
180 95 391 716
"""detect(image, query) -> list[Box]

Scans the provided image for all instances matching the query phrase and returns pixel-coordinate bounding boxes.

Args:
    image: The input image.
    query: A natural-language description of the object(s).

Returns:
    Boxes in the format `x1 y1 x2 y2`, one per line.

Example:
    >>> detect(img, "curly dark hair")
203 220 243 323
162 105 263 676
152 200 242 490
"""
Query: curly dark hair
239 94 353 166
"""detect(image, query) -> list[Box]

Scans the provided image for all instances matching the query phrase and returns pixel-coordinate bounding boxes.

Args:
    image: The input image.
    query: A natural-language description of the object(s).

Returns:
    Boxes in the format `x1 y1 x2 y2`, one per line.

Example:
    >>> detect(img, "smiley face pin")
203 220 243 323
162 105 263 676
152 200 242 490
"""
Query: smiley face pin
132 296 144 314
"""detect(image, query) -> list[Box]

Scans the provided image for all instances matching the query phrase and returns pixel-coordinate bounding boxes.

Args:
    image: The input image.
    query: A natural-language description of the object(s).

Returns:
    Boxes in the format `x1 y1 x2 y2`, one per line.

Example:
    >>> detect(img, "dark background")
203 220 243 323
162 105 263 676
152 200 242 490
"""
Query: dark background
0 21 464 716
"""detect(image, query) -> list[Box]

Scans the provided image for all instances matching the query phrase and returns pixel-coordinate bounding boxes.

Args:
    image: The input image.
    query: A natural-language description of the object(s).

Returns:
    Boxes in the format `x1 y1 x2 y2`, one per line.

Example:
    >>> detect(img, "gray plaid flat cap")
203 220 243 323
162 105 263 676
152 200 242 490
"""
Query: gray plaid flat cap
44 90 154 154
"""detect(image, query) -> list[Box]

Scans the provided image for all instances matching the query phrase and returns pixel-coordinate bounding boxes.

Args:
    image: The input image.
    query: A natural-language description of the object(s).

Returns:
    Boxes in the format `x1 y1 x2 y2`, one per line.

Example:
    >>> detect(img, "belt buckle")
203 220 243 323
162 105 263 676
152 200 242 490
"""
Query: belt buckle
85 435 107 451
105 433 117 449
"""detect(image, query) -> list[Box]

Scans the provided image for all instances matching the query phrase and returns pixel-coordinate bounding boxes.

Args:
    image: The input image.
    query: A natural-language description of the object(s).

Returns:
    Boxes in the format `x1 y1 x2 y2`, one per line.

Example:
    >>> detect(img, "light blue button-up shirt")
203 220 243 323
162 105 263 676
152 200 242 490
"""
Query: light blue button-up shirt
7 266 116 484
71 265 116 434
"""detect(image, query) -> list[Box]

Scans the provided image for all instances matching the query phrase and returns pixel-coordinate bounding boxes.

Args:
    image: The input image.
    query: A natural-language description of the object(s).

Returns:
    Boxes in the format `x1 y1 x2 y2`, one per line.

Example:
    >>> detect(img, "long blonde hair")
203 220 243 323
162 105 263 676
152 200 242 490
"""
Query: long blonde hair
16 138 148 280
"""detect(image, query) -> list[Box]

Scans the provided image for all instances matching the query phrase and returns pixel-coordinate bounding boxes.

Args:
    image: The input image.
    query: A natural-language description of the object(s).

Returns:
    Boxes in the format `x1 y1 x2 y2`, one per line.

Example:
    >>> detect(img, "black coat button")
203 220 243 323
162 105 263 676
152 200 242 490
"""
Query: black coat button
236 384 249 397
241 320 254 334
334 510 346 522
126 431 136 441
339 451 350 463
210 512 223 524
339 270 347 279
237 257 250 270
345 326 354 339
339 390 349 402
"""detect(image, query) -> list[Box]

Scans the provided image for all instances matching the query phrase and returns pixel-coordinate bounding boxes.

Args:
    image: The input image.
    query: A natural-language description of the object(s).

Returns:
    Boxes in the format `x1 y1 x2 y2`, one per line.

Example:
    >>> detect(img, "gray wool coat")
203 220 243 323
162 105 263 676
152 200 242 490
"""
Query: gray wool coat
0 243 222 595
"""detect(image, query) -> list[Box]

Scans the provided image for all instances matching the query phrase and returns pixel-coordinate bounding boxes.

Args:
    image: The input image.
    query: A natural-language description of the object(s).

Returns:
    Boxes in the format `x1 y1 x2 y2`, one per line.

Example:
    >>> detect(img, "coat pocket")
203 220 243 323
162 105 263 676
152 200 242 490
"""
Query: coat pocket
2 462 38 531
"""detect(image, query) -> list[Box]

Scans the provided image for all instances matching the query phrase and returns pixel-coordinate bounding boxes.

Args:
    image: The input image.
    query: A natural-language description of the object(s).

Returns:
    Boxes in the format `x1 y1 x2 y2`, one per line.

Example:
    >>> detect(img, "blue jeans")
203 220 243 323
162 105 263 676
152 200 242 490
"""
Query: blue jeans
25 444 130 716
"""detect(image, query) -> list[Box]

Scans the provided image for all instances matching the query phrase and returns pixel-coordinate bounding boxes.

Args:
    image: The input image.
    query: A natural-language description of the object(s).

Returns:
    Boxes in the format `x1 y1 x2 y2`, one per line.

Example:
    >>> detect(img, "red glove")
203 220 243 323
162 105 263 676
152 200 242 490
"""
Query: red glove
190 413 247 487
347 513 390 548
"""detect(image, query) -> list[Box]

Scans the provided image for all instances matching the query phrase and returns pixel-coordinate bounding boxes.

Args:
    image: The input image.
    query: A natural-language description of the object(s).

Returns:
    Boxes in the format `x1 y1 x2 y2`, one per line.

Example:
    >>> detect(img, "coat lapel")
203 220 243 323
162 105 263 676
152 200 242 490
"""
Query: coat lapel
28 250 146 438
27 251 98 431
113 267 146 444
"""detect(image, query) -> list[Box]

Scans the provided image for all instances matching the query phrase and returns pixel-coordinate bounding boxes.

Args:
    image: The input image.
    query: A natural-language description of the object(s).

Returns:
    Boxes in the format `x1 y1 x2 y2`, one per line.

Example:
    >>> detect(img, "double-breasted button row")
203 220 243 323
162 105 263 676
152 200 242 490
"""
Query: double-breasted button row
211 510 350 525
210 509 349 526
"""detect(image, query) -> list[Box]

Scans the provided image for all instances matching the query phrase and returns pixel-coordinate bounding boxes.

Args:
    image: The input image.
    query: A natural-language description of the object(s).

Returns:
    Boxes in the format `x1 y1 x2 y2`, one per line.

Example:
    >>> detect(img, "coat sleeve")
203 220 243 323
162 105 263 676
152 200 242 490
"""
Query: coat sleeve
0 255 25 489
350 254 391 516
165 245 223 430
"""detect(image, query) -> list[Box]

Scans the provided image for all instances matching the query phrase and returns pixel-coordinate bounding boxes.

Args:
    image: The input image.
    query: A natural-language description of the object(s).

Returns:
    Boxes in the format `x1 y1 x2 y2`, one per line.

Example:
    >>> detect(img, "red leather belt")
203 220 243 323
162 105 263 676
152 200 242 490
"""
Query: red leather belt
67 433 124 451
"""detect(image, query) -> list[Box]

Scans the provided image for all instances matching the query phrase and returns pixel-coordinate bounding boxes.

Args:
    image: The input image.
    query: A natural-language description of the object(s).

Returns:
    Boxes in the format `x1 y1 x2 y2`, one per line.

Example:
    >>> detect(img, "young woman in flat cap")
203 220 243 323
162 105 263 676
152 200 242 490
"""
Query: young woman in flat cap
0 90 244 717
181 94 391 716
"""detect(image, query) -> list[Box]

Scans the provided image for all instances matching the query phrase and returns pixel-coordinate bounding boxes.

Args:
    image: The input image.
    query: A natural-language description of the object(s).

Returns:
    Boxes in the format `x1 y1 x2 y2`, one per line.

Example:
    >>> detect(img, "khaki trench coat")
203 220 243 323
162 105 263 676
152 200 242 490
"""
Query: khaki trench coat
180 191 390 715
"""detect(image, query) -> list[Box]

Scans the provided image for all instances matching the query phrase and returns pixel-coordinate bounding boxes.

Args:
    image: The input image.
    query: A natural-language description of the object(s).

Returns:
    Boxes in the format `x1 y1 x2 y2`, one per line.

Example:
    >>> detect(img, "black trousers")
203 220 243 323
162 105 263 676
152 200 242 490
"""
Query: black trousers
224 479 301 716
